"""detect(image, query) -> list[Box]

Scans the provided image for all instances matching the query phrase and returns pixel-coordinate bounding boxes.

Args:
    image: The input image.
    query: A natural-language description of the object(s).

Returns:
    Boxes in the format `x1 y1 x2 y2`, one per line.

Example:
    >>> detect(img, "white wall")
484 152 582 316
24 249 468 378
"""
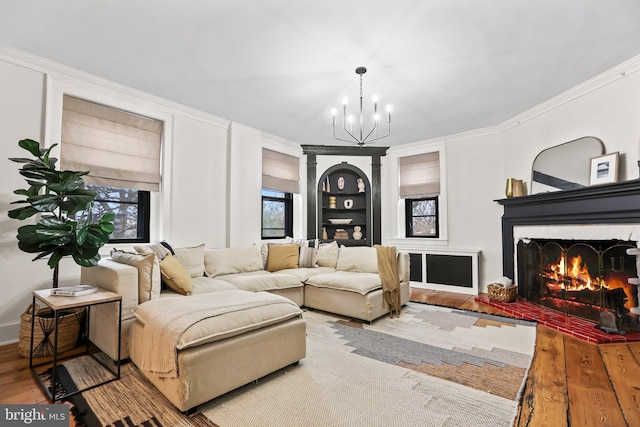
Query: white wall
168 115 228 248
381 55 640 292
0 59 53 344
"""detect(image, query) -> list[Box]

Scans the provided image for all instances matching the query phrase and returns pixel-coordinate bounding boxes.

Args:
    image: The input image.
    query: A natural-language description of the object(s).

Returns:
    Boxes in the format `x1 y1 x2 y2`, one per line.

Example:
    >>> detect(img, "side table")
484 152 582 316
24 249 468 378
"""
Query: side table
30 287 122 403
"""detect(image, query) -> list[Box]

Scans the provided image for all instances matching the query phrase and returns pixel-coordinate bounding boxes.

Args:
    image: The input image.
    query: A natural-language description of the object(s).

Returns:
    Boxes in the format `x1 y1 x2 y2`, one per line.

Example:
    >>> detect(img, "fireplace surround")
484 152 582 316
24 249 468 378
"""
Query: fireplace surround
497 179 640 331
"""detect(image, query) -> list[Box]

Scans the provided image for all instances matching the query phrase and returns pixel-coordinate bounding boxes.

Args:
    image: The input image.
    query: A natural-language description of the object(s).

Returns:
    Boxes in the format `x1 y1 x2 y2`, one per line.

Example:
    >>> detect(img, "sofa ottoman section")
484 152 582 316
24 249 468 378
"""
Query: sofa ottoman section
305 271 411 322
129 290 306 412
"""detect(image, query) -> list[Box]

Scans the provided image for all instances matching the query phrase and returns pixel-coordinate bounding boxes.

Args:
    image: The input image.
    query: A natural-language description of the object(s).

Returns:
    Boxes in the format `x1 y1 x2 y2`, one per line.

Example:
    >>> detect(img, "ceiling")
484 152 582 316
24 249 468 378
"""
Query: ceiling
2 1 640 147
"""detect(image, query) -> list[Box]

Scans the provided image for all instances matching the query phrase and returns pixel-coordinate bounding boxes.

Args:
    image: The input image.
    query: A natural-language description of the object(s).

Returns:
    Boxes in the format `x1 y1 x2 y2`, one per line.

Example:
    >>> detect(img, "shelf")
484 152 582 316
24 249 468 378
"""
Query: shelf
322 191 366 197
323 223 366 227
322 208 366 212
321 239 368 246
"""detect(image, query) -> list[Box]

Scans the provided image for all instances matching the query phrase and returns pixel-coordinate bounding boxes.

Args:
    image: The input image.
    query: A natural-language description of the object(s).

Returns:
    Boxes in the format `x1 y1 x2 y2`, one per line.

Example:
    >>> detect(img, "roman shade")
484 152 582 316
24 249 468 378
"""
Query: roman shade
399 152 440 198
262 148 300 194
61 95 163 192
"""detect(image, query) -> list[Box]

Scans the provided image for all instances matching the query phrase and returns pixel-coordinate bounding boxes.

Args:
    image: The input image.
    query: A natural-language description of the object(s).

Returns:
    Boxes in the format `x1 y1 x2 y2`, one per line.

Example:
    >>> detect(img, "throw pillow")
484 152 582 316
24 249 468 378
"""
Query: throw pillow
267 243 300 272
205 246 264 278
316 241 339 268
110 250 161 303
159 254 193 295
285 237 319 249
134 242 171 261
259 239 288 269
174 244 205 278
336 246 379 273
298 246 318 268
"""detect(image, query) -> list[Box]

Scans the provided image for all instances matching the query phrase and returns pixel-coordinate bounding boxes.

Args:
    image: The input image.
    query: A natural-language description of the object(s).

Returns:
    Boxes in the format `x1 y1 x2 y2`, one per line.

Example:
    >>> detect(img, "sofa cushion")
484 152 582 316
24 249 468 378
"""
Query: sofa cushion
110 250 161 303
190 276 238 294
267 244 299 272
336 246 378 273
174 244 205 278
305 271 382 295
159 276 238 296
316 241 339 268
205 247 264 278
216 271 302 292
160 255 193 295
275 266 335 282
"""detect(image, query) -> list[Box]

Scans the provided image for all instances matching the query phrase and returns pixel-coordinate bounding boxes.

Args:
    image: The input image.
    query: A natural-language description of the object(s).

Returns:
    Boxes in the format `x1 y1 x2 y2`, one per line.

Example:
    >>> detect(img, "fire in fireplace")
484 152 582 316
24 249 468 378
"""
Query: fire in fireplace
517 239 639 331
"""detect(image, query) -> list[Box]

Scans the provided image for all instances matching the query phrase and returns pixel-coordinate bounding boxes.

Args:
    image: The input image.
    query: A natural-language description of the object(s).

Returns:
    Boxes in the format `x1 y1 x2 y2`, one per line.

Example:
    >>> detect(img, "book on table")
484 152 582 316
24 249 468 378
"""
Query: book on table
50 285 98 297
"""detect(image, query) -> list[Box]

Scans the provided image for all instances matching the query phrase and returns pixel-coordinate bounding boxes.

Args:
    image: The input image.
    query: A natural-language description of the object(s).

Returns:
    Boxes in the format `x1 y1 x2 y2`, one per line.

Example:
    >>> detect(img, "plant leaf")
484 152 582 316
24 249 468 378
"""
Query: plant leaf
8 206 39 220
18 139 42 157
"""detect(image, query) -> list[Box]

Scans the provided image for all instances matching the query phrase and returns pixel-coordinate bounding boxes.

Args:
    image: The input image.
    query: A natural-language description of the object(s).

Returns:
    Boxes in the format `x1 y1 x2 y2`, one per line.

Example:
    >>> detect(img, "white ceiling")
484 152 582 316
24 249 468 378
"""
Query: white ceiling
2 1 640 147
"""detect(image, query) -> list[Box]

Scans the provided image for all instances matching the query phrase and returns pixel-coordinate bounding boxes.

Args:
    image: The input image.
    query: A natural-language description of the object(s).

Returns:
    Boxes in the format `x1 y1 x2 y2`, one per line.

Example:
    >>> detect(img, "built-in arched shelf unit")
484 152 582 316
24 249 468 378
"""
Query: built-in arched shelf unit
301 145 388 246
318 163 371 246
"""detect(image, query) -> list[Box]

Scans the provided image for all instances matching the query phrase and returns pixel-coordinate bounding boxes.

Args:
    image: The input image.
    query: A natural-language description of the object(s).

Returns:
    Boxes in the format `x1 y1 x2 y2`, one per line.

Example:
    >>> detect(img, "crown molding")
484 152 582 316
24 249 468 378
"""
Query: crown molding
498 53 640 132
0 45 230 129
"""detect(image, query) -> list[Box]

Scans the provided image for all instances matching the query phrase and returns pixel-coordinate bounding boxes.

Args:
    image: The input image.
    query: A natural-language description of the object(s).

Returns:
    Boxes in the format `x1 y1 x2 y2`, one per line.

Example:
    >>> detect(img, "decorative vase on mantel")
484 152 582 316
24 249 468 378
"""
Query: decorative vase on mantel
505 178 514 198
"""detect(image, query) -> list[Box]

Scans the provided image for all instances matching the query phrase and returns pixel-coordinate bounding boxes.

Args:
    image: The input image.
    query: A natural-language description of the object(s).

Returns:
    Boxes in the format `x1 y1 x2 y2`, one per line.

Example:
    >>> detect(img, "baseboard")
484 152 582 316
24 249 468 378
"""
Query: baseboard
0 322 19 346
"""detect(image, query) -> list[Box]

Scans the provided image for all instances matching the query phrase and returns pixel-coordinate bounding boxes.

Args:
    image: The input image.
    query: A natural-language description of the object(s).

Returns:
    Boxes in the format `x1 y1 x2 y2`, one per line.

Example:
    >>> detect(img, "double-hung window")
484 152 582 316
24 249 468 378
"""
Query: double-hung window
261 149 300 239
400 152 440 238
61 95 162 243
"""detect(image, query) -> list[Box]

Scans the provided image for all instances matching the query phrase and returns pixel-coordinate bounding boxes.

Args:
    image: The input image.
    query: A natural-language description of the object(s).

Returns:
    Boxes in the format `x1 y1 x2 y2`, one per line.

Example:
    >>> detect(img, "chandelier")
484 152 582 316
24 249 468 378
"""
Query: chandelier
331 66 392 147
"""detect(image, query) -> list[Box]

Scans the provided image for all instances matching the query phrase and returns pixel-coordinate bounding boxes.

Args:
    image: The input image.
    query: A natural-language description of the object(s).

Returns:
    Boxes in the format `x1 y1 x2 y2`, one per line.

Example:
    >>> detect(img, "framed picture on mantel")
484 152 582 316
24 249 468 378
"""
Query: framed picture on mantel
589 152 619 185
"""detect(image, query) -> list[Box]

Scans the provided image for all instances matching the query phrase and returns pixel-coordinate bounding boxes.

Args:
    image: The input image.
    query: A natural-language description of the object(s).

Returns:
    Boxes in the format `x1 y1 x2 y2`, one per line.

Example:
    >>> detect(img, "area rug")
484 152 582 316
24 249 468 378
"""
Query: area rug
57 302 537 427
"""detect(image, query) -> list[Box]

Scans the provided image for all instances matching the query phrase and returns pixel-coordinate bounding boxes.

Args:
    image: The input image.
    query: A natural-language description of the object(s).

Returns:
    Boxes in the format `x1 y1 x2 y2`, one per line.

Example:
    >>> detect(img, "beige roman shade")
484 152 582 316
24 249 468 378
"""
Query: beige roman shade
399 152 440 198
61 95 163 192
262 149 300 194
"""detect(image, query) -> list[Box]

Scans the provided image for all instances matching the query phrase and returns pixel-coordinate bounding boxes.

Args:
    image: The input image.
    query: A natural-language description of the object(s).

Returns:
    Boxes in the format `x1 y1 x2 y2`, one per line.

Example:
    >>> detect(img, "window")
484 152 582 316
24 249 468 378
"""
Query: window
405 197 439 238
261 148 299 239
399 152 441 238
75 185 150 243
262 189 293 239
61 95 162 243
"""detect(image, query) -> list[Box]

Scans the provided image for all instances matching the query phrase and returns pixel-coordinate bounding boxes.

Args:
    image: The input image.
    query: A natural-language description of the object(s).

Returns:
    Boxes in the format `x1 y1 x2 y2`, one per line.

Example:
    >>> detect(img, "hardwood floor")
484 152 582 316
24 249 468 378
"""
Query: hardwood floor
1 289 639 426
411 288 640 427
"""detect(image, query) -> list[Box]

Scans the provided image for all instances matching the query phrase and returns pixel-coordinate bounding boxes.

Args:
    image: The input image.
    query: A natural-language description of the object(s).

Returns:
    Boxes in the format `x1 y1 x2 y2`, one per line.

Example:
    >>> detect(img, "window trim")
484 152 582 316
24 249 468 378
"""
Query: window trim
261 191 293 239
405 196 439 238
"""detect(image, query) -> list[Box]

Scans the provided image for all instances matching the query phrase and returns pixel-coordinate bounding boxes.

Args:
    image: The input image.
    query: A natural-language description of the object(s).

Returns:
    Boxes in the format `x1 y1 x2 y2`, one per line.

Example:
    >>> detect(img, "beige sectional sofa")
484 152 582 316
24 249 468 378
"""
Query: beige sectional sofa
79 240 410 411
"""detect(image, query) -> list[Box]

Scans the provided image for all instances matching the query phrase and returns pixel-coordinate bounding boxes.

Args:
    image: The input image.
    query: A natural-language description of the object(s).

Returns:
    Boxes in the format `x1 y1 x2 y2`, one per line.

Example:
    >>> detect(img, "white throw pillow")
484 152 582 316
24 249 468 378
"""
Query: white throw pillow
110 249 161 302
174 244 206 278
316 241 339 268
336 246 378 273
205 247 264 278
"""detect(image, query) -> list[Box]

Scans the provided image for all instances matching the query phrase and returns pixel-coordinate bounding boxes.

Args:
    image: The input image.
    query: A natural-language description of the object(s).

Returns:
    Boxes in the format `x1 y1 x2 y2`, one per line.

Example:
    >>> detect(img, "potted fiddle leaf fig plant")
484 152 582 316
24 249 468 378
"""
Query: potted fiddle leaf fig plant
8 138 116 287
9 138 116 357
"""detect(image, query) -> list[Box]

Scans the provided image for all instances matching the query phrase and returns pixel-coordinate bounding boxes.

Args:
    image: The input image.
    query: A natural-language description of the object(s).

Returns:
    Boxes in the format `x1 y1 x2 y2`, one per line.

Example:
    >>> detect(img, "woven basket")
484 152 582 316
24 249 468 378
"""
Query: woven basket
17 304 84 358
487 284 518 303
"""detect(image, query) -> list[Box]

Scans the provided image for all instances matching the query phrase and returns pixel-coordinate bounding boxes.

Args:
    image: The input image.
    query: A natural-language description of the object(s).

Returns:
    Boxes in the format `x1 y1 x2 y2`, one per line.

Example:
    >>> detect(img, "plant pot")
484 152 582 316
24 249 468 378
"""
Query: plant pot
18 304 84 358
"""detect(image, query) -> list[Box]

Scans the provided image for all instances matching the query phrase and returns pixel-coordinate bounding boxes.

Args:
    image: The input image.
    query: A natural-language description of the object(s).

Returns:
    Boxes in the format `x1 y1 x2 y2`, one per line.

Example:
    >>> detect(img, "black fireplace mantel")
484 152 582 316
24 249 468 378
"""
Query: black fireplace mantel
497 179 640 279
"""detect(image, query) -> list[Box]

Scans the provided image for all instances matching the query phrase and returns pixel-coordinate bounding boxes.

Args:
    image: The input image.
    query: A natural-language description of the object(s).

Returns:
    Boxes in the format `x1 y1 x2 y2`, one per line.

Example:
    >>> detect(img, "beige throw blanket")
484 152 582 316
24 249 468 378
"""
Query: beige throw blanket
133 291 298 378
375 245 401 317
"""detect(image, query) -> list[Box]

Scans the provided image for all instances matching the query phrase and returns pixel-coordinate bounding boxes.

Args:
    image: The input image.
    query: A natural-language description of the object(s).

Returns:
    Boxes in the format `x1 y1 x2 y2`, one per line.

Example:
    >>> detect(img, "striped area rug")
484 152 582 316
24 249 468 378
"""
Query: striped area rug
59 302 537 427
